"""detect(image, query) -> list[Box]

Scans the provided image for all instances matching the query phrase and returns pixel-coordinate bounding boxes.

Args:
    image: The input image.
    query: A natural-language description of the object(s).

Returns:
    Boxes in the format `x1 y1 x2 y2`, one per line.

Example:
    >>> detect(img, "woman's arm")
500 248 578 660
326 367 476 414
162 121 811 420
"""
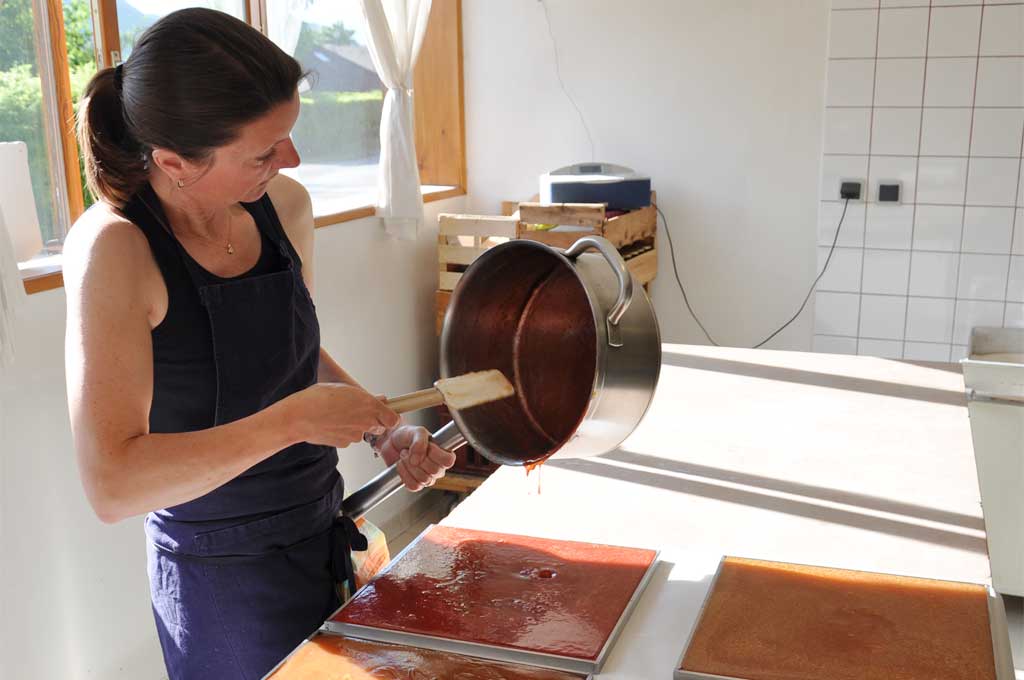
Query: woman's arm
64 208 396 523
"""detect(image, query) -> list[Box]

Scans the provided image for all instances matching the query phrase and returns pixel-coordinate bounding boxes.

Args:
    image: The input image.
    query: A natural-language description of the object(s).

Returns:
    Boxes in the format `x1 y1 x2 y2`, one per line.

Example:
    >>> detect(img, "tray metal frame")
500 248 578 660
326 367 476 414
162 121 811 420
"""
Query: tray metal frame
321 524 659 676
261 630 594 680
673 556 1017 680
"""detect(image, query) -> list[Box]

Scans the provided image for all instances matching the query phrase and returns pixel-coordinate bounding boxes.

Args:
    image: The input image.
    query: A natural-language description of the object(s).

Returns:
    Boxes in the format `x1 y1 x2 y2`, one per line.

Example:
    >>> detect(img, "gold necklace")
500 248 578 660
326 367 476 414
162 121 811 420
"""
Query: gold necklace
139 194 236 255
187 209 235 255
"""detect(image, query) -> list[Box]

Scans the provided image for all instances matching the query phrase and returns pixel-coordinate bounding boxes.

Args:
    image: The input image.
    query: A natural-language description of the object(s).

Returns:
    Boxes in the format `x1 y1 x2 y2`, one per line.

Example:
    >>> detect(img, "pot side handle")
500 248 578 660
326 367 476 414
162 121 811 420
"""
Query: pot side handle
564 236 634 348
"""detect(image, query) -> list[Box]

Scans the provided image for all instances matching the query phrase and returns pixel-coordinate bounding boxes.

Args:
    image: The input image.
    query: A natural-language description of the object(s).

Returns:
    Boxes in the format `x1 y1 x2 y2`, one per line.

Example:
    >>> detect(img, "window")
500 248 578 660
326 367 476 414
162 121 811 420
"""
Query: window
116 1 247 59
5 0 465 294
0 0 93 255
267 1 384 218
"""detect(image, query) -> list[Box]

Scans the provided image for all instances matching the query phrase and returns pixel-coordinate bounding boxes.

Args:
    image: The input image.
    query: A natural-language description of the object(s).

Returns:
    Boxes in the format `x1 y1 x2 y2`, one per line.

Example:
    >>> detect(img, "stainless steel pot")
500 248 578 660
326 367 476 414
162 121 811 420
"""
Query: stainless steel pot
342 236 661 519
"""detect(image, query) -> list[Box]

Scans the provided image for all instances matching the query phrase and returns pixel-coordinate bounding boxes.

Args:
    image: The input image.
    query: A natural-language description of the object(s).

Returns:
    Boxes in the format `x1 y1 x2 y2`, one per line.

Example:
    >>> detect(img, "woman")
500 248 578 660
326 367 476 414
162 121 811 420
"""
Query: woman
63 8 455 679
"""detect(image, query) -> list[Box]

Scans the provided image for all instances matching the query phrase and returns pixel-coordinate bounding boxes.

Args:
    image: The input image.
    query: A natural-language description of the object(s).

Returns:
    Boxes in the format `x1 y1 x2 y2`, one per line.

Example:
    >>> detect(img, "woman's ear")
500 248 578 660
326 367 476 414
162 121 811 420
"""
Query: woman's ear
150 148 190 185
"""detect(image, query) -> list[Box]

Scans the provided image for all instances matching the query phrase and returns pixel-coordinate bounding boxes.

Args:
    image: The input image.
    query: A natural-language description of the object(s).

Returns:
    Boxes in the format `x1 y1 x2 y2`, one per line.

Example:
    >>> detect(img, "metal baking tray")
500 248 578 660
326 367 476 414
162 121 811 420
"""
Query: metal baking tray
321 525 659 676
673 556 1016 680
262 630 594 680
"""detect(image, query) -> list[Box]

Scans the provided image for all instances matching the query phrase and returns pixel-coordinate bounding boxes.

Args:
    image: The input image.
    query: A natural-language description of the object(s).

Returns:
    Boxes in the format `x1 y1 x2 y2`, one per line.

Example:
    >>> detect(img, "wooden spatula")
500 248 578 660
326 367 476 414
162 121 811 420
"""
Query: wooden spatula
383 369 515 414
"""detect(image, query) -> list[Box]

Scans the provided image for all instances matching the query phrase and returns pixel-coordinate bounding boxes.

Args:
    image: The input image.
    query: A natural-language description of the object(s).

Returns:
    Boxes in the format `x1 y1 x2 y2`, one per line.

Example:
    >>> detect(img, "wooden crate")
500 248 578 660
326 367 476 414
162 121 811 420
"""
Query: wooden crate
435 196 658 335
620 240 658 287
437 213 518 291
435 289 451 335
516 195 658 286
516 202 656 250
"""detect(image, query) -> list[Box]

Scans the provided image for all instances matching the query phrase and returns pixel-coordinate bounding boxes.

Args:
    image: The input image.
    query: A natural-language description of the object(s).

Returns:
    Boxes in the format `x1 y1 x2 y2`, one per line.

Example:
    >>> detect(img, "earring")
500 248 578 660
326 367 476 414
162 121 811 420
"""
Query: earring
176 179 184 189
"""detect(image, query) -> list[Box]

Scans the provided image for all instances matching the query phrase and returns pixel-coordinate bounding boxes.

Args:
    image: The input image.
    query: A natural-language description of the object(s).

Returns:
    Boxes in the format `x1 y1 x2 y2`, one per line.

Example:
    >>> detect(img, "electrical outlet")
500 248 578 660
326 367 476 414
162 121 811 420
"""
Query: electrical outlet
839 180 863 201
878 182 901 203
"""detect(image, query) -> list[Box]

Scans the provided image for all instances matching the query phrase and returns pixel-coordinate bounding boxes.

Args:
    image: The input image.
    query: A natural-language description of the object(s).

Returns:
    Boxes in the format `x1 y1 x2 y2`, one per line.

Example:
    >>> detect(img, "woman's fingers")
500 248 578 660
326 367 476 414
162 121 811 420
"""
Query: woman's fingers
402 454 434 486
396 459 424 492
405 428 430 466
426 444 457 471
369 425 456 491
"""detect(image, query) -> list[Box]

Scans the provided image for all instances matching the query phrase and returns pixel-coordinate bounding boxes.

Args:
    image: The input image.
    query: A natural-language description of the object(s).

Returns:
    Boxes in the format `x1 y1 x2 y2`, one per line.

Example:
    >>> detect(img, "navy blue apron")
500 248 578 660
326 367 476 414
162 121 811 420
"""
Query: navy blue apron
127 188 365 680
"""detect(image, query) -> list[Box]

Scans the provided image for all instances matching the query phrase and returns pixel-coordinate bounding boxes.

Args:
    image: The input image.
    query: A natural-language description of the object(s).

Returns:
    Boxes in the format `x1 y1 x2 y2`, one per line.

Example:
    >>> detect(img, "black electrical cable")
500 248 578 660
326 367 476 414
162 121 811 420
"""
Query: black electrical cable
658 198 851 349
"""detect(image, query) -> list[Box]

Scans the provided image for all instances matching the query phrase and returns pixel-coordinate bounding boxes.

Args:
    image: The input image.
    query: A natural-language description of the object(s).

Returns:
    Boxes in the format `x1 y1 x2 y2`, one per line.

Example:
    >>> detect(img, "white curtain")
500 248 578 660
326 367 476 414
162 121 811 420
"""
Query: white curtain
0 204 21 366
359 0 432 240
266 0 307 61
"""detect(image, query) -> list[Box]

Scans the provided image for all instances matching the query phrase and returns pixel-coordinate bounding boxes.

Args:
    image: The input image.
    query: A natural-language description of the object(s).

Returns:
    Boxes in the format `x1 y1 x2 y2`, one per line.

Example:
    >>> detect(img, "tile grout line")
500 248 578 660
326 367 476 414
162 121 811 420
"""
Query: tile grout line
831 54 1024 60
827 105 1024 109
835 3 1024 11
826 152 1024 159
816 332 963 352
820 288 1006 302
820 244 1014 256
818 331 951 344
901 1 933 358
854 6 884 355
946 3 987 356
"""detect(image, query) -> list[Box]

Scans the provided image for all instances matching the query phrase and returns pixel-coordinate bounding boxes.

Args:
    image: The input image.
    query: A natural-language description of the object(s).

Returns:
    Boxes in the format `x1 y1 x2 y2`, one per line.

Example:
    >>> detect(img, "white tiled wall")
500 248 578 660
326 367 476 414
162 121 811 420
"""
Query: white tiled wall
814 0 1024 361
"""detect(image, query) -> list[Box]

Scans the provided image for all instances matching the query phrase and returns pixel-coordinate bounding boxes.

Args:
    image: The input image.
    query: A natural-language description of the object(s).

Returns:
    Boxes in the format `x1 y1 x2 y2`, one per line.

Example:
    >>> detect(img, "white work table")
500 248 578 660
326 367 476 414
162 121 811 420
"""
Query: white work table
443 344 990 678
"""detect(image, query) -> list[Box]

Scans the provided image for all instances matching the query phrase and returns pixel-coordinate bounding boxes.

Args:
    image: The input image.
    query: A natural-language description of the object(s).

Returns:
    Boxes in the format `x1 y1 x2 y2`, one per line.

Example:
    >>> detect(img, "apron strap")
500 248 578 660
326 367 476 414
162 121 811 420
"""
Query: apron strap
133 184 296 297
331 515 368 600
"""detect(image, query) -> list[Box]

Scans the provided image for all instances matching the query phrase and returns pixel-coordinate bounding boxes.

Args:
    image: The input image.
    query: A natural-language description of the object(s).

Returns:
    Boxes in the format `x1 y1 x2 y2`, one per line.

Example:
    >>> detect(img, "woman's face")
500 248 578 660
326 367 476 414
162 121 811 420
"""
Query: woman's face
177 92 302 205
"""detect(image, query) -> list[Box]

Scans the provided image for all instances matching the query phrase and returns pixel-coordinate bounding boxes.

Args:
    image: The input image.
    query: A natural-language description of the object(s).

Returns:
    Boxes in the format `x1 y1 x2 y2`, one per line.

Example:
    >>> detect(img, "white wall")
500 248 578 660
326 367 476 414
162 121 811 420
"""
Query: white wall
812 2 1024 362
0 196 463 679
462 0 830 349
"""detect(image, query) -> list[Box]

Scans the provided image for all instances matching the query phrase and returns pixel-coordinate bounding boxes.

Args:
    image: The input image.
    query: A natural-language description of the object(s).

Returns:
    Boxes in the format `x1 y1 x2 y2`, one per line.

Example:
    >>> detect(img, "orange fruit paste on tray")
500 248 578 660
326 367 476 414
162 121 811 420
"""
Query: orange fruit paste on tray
332 525 657 661
680 556 996 680
268 634 586 680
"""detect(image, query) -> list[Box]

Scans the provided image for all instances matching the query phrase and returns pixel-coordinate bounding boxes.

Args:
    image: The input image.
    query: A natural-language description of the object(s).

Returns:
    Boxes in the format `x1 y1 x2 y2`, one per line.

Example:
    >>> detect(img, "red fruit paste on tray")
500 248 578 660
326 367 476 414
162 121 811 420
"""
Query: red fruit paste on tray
268 634 586 679
680 556 996 680
332 525 657 661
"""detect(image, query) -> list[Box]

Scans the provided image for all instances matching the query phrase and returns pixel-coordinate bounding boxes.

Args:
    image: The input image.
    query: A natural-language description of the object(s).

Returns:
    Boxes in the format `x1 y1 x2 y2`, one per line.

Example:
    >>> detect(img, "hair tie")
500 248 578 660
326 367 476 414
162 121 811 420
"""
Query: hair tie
113 64 124 93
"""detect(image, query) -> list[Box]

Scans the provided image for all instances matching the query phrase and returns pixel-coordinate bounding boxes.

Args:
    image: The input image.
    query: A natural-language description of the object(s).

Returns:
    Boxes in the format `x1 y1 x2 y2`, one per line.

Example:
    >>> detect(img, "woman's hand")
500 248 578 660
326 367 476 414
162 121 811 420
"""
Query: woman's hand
286 383 400 448
376 425 457 491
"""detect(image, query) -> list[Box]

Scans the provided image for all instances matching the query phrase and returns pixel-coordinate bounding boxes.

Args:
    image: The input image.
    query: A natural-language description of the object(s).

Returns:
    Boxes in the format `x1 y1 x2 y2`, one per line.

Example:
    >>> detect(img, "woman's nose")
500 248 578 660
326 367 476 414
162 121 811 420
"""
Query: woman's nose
276 139 301 169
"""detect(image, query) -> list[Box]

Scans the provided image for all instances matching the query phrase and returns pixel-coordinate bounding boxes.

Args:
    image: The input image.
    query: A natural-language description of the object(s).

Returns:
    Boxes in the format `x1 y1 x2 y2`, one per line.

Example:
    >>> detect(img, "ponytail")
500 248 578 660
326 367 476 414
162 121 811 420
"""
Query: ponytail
76 66 148 208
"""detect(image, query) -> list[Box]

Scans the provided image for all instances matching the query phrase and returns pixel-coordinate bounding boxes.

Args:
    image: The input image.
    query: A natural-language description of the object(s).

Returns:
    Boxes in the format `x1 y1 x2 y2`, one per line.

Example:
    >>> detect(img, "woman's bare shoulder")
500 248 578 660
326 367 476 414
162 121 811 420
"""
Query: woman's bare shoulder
63 202 156 297
266 174 313 261
266 174 312 226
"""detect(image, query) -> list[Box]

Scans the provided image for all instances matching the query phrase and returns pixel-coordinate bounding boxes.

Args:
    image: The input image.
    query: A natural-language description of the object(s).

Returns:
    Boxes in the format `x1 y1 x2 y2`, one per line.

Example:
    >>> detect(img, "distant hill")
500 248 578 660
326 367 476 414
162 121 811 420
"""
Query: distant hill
115 0 159 33
114 0 161 55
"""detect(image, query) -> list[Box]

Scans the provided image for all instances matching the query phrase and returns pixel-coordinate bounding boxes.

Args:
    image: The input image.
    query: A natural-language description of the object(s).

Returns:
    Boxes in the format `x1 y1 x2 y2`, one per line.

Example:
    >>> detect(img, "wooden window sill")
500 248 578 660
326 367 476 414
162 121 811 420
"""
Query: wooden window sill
20 185 465 295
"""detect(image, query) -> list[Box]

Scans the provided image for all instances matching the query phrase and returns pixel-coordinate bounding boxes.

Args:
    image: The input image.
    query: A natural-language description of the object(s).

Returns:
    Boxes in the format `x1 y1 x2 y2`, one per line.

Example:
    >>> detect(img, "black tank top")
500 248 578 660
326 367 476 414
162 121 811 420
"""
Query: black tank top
124 185 284 434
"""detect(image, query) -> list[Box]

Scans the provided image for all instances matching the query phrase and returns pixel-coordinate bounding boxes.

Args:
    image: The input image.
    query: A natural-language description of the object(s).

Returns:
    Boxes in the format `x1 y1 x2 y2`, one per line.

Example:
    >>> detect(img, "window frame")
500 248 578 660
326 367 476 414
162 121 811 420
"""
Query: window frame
19 0 466 294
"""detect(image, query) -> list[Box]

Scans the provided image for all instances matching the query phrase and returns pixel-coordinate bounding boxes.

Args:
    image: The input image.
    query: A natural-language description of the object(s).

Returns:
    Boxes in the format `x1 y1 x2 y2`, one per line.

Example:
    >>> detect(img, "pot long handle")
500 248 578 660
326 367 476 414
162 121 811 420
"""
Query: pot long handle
341 420 468 520
564 236 634 348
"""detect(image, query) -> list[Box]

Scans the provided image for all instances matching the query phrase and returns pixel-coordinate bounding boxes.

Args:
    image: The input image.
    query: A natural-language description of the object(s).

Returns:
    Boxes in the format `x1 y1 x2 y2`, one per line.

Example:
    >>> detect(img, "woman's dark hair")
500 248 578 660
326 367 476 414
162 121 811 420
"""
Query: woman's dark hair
77 8 304 207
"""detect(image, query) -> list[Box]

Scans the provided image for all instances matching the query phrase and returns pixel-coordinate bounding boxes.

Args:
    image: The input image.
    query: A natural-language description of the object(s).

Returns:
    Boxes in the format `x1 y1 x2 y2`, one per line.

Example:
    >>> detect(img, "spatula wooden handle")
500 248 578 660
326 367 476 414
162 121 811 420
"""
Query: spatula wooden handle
383 388 444 414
